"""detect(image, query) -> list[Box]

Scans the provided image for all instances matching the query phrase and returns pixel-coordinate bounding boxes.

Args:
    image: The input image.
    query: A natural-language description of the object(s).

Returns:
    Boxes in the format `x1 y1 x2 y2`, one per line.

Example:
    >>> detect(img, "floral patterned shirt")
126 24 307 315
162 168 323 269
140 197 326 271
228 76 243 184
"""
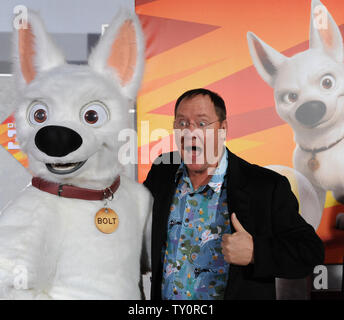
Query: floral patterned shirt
161 149 231 300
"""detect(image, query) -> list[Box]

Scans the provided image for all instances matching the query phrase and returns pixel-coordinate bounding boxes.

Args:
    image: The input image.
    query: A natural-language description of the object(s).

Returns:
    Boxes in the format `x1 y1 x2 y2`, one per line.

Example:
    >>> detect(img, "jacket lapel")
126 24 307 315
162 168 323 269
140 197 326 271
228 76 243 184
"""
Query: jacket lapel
151 153 180 299
225 149 252 299
157 176 178 249
227 149 251 232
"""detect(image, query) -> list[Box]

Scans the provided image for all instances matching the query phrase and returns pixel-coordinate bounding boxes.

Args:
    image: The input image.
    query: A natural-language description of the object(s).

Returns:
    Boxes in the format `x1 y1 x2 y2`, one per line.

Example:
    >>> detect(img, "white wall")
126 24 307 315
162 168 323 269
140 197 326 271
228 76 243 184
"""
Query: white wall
0 0 134 33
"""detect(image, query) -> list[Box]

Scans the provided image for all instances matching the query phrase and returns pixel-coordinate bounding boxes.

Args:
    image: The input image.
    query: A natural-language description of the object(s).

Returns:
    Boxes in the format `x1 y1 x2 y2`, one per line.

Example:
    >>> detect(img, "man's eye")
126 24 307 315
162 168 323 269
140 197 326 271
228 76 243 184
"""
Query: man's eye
179 120 187 127
199 121 207 127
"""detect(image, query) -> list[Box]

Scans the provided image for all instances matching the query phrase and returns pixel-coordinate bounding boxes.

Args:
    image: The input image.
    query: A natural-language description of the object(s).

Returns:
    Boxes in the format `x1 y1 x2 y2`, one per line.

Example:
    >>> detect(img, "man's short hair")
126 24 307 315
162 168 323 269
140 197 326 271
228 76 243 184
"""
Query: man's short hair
174 88 227 122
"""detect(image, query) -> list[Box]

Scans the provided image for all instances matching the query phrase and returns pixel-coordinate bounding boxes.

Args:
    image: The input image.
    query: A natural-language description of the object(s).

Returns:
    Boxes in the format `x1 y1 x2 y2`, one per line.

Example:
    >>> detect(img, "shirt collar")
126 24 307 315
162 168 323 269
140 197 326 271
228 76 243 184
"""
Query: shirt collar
208 148 228 193
175 147 228 194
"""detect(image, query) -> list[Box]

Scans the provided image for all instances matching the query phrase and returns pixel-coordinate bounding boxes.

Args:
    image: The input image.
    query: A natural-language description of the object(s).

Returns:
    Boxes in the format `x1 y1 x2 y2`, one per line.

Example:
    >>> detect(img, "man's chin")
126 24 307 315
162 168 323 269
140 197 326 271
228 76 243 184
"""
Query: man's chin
184 163 209 174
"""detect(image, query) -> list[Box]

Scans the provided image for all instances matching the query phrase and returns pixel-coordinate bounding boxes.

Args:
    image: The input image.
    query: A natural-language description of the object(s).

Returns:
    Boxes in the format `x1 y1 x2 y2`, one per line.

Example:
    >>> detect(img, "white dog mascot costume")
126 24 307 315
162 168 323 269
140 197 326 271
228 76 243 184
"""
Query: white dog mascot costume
0 9 152 299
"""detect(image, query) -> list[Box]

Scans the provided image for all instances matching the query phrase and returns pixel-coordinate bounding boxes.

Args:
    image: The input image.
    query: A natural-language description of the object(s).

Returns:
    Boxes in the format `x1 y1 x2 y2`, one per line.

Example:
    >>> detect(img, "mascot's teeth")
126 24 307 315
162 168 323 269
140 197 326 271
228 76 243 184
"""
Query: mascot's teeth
52 163 79 170
46 161 87 175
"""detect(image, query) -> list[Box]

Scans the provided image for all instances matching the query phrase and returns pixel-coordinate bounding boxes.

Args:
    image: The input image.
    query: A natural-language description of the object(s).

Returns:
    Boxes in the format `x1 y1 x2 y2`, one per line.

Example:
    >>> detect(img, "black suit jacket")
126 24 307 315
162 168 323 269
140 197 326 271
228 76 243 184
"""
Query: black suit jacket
143 149 324 300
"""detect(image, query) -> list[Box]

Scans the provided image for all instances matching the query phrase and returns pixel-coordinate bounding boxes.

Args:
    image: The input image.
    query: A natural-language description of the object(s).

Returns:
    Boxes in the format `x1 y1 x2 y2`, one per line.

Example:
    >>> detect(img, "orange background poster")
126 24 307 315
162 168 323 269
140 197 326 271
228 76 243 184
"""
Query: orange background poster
135 0 344 263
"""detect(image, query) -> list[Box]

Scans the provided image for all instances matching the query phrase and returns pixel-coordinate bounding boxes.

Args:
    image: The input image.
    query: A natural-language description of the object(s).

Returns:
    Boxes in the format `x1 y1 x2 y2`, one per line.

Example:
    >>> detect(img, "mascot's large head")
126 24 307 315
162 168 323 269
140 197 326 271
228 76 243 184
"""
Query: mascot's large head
11 9 144 189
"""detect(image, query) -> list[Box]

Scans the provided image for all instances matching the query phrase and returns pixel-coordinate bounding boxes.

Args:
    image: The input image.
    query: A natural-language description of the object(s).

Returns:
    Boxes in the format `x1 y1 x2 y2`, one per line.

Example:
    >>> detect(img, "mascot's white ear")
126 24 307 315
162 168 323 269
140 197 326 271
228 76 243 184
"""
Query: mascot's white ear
88 9 145 101
13 10 65 87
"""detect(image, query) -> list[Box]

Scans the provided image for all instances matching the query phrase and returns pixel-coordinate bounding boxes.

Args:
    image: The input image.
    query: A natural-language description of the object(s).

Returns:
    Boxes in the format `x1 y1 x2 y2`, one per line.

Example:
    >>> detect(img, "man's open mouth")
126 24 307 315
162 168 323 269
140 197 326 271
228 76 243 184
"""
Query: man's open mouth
46 160 87 175
184 145 203 157
185 145 202 152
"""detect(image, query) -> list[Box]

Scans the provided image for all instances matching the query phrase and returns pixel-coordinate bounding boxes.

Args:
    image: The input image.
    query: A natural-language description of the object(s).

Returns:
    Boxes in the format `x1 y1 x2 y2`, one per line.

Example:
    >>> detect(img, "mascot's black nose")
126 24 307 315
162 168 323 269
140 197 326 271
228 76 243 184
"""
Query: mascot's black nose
35 125 82 157
295 101 326 127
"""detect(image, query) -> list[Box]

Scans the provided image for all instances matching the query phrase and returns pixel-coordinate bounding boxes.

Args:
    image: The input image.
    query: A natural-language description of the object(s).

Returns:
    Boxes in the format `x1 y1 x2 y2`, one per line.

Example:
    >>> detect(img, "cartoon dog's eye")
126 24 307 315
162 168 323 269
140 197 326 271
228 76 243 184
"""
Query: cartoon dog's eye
321 75 335 90
81 102 109 127
282 92 298 104
28 103 48 125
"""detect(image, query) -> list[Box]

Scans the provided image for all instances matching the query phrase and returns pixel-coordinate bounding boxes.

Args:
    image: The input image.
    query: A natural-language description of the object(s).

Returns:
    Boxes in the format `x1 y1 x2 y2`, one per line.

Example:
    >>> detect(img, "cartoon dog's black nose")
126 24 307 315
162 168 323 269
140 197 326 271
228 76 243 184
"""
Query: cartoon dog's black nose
295 101 326 127
35 125 82 157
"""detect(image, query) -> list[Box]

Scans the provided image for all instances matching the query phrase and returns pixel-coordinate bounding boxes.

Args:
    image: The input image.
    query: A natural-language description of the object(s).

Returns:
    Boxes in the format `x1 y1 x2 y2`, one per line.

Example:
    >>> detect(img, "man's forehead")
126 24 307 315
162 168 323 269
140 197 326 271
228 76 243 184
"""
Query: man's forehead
180 94 212 104
175 112 209 118
176 94 215 115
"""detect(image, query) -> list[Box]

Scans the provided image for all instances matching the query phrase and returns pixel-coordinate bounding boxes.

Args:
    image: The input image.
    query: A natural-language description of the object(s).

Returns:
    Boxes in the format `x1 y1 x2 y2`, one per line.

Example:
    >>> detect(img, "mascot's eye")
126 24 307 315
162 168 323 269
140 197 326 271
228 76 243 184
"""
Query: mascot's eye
28 103 48 125
34 109 47 123
84 110 98 124
282 92 298 104
81 102 109 127
321 75 335 90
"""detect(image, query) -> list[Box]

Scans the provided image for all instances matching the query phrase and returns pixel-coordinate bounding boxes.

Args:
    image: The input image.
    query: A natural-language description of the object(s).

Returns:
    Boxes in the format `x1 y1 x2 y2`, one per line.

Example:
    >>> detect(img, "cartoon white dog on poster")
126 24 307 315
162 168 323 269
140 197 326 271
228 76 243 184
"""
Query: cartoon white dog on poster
248 0 344 230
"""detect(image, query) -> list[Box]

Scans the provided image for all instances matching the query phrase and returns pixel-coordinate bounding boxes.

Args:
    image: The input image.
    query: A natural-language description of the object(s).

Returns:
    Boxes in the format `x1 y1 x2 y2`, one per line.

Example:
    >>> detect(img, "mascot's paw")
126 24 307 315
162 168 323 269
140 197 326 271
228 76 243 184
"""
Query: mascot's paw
0 258 35 299
0 258 16 289
335 213 344 230
0 270 14 299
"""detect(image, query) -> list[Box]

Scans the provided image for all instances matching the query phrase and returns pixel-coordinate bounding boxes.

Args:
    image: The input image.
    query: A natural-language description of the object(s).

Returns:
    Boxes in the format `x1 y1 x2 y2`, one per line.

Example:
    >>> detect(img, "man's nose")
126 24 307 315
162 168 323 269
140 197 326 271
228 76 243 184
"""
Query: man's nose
186 122 198 129
182 127 203 138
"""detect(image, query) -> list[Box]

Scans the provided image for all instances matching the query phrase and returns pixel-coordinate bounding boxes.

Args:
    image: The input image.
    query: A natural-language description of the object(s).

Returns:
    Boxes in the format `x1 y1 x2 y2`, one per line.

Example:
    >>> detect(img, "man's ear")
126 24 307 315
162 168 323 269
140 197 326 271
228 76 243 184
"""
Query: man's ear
309 0 343 62
13 10 65 88
247 32 287 87
88 8 145 101
219 119 228 142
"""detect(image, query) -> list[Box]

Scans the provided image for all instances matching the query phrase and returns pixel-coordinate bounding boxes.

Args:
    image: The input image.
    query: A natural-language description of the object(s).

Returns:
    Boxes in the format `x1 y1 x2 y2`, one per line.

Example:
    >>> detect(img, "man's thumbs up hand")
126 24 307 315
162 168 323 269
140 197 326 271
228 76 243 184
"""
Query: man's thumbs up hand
221 213 254 265
231 212 246 232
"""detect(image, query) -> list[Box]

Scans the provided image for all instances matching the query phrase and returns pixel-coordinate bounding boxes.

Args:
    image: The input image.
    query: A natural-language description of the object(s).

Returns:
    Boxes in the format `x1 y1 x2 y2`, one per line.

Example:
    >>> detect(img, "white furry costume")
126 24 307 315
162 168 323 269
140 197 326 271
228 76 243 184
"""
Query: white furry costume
0 9 152 299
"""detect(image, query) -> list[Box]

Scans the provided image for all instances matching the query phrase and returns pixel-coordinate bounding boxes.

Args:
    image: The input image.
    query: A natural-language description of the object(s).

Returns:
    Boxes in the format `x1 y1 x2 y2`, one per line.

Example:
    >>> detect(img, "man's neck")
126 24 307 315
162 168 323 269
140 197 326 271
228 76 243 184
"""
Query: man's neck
187 147 225 190
188 169 213 191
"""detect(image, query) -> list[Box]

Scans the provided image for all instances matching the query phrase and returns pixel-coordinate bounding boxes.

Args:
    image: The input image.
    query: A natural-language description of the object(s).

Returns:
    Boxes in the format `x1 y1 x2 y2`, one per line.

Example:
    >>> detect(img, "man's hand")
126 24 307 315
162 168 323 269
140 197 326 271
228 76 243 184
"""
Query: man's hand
221 213 254 265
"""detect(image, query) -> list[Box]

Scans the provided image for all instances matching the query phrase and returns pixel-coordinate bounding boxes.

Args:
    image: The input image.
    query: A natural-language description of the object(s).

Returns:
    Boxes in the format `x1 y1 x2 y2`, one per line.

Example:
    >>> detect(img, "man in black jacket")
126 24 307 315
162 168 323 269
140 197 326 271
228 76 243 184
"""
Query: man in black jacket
143 88 324 300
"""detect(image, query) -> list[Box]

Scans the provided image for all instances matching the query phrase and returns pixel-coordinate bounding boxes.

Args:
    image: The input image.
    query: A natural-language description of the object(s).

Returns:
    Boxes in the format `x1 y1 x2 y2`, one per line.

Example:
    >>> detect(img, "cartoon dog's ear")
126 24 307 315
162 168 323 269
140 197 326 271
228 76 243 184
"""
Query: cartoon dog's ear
309 0 343 62
247 32 287 87
13 10 65 87
88 9 144 101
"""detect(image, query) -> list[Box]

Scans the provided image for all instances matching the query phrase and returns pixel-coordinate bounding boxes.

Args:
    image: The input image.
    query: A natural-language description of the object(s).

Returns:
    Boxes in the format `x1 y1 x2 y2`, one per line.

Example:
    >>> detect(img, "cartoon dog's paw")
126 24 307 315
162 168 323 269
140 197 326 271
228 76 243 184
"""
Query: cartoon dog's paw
335 213 344 230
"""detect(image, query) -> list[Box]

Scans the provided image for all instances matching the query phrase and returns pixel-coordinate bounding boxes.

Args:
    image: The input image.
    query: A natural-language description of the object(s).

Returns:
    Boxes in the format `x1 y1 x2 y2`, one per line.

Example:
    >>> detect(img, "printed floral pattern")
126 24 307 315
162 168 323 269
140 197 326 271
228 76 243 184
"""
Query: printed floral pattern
162 150 231 300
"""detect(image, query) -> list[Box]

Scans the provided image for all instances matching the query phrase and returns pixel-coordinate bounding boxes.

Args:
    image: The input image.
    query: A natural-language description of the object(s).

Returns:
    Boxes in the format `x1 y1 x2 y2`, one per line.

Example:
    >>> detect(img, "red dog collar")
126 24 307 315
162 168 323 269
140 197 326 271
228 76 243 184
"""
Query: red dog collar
31 176 120 201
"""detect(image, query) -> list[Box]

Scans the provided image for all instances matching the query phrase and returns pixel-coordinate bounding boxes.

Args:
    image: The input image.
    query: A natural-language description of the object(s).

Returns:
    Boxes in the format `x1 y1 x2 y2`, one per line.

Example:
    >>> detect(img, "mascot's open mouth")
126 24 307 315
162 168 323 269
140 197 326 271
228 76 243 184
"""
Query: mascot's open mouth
46 161 87 175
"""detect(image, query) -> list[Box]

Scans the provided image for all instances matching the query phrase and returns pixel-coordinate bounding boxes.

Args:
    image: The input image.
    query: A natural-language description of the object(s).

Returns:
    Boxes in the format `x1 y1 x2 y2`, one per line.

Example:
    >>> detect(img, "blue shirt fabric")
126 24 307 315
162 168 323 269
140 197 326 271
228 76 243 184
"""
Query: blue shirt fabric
161 149 231 300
